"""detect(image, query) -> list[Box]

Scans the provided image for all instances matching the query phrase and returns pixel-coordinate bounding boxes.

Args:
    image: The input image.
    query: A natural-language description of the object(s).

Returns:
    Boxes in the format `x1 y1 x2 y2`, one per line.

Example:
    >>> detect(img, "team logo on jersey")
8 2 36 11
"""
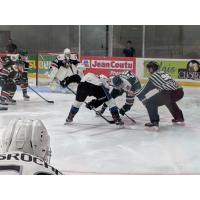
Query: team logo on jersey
82 60 90 68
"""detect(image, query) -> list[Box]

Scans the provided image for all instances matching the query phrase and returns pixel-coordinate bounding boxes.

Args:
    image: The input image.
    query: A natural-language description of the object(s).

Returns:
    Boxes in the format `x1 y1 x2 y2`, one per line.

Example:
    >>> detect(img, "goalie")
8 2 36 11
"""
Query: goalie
49 48 85 91
0 119 62 175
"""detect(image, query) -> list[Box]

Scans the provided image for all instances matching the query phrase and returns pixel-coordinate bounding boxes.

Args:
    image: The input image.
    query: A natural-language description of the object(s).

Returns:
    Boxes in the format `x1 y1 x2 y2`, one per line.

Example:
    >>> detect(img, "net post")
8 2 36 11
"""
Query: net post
36 51 39 86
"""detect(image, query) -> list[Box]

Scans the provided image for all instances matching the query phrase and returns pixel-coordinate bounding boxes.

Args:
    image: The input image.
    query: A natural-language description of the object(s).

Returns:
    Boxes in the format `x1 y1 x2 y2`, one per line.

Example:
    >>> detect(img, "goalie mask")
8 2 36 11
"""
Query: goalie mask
63 48 71 59
1 119 51 163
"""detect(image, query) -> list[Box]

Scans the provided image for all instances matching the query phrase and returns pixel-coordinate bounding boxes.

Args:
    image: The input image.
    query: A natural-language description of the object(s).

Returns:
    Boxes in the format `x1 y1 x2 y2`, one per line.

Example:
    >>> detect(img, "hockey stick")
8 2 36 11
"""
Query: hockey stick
28 86 54 104
124 113 136 124
96 103 136 124
66 85 115 124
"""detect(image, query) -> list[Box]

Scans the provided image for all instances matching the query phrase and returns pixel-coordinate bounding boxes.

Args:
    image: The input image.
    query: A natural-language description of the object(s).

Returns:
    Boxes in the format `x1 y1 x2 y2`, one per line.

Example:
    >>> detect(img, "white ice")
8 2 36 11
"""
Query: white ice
0 86 200 174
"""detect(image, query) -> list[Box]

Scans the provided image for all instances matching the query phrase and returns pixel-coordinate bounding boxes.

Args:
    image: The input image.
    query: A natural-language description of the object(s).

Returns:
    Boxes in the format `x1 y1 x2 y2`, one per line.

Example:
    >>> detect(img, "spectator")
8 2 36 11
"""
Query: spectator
123 40 136 57
6 38 18 54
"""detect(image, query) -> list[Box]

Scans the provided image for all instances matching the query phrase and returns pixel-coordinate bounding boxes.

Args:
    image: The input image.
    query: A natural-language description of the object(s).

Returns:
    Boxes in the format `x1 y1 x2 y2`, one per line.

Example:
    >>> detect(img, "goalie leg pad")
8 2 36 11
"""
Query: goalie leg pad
56 66 69 81
49 67 58 81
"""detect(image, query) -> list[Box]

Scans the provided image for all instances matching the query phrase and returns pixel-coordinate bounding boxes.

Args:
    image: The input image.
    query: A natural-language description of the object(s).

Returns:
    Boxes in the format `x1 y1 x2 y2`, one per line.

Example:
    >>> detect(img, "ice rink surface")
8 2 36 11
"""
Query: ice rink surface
0 86 200 174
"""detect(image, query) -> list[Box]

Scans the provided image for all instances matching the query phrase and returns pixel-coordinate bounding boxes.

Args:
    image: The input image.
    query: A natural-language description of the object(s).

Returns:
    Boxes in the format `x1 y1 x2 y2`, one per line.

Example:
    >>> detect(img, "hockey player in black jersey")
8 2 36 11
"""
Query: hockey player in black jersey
0 55 23 105
65 73 124 126
49 48 85 91
136 61 184 129
15 50 30 101
97 71 141 117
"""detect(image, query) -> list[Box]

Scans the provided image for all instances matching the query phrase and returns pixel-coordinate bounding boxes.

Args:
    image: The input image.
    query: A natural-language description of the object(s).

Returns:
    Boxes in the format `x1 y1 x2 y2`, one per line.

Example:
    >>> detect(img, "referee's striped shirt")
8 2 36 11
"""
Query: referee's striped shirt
136 70 182 101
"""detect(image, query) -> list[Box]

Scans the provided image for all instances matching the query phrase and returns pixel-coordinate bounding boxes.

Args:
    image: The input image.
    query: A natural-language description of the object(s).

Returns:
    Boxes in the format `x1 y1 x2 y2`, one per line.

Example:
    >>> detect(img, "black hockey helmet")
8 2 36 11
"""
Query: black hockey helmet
19 49 28 56
112 75 123 87
146 61 159 73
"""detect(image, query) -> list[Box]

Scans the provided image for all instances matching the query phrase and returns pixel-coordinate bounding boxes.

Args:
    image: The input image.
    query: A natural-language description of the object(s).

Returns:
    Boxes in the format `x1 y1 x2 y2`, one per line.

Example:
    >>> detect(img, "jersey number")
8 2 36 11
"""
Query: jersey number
161 74 171 81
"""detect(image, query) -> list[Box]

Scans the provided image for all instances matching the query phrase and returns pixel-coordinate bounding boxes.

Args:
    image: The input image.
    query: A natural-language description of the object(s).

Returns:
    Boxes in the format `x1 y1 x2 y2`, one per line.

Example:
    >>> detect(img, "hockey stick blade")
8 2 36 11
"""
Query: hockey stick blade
47 100 54 104
95 110 115 124
28 86 54 104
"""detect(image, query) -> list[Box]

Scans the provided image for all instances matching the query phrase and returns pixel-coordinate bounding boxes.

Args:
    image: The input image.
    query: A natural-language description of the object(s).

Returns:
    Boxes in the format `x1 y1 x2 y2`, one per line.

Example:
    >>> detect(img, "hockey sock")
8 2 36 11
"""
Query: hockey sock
67 105 79 121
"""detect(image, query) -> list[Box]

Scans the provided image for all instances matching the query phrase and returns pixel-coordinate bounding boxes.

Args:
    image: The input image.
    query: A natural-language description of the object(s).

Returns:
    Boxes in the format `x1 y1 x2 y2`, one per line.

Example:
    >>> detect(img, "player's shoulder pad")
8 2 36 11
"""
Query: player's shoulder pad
10 54 19 62
70 54 78 60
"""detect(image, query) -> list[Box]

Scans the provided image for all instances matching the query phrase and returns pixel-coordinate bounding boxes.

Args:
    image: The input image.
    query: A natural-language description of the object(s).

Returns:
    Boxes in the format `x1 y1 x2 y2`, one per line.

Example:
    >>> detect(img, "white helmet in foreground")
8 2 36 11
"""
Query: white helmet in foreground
1 119 51 163
63 48 71 58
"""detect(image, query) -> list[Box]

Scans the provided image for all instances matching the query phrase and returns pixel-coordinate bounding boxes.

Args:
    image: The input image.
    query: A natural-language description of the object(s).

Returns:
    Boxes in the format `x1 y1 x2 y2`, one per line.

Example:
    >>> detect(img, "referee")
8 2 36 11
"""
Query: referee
136 61 184 129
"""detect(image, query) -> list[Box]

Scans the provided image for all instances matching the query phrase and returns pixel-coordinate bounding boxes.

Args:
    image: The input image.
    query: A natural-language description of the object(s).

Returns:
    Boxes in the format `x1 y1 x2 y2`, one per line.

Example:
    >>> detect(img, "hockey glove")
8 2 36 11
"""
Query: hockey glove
86 102 94 110
119 104 132 115
86 99 105 110
60 77 70 88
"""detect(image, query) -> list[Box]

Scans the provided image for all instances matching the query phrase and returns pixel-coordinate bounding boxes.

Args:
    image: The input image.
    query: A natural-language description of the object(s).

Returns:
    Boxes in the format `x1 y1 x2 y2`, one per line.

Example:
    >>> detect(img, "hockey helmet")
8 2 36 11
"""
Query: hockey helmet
18 49 28 56
99 74 109 82
1 119 51 163
146 61 159 73
112 75 123 87
63 48 71 58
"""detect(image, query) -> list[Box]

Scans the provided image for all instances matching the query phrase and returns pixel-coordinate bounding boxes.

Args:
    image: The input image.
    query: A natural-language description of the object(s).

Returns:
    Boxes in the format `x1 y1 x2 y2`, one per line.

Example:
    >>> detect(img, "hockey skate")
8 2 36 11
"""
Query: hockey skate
172 118 185 125
64 118 73 125
23 93 30 101
145 122 159 131
112 113 124 128
0 98 8 106
6 98 16 105
64 112 75 125
0 106 8 111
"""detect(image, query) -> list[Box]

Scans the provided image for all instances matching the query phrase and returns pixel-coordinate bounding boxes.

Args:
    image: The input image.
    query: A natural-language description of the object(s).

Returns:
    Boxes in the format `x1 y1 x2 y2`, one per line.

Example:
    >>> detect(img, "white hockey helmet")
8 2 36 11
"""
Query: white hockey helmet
63 48 71 58
1 119 51 163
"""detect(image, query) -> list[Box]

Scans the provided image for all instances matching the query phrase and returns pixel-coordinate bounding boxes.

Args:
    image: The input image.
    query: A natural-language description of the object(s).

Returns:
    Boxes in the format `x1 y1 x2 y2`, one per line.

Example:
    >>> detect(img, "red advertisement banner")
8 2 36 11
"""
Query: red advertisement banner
80 56 136 76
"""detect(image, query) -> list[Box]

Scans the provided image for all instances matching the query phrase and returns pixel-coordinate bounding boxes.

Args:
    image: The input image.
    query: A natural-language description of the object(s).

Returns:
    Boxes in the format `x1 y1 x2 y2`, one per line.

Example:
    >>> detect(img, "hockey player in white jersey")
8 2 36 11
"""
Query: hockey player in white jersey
0 119 62 175
65 73 124 126
97 71 141 117
49 48 85 91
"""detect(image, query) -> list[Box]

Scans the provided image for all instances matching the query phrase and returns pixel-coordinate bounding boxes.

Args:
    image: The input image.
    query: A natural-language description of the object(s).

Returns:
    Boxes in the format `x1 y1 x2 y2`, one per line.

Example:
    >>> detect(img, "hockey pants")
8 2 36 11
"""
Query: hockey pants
145 88 184 123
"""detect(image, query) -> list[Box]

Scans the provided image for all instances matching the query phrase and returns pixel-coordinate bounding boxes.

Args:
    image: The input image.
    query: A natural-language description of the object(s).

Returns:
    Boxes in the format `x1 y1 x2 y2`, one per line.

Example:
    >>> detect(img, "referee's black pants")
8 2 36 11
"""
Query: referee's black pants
145 88 184 123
